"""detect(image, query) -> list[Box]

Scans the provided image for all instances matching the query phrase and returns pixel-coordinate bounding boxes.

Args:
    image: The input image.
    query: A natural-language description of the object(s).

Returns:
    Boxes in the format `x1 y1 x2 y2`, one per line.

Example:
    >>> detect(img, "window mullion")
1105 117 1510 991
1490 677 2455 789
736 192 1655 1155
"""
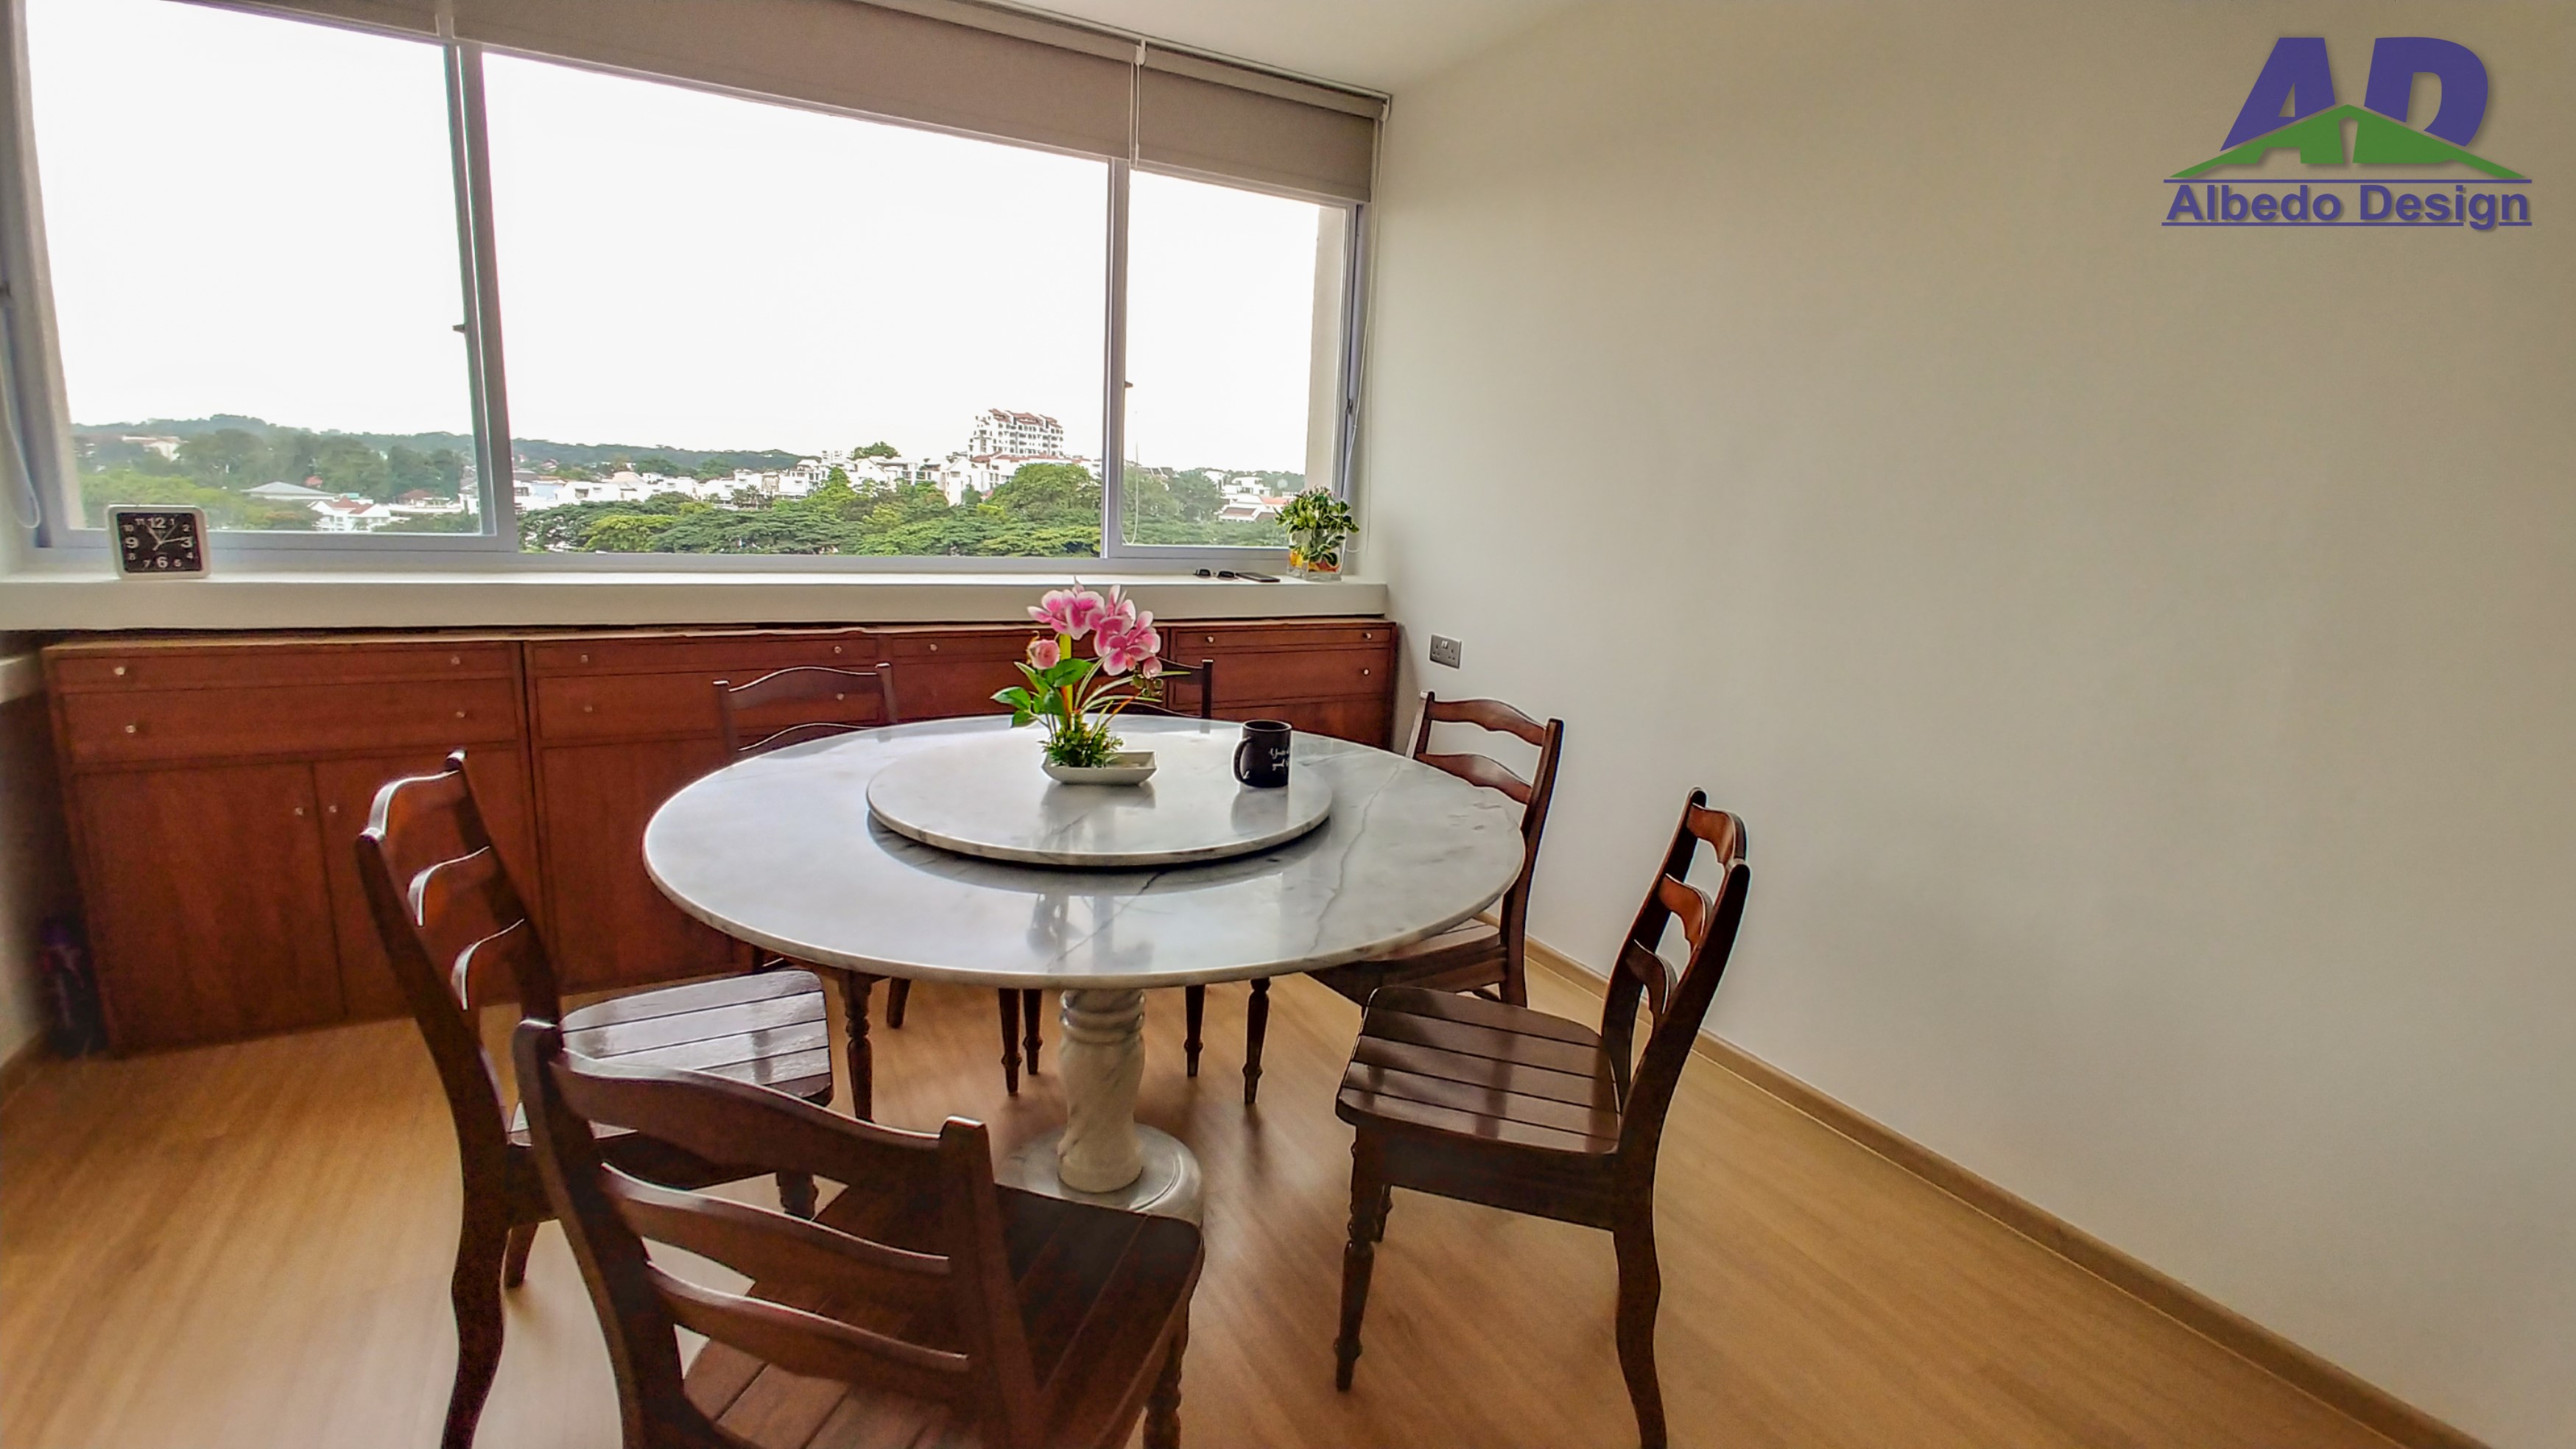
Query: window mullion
446 38 517 550
1099 155 1130 560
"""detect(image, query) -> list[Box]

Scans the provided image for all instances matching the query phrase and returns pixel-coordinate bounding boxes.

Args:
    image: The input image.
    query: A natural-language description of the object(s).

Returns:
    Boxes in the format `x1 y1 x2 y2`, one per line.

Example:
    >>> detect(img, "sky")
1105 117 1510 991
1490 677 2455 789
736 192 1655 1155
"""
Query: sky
27 0 1336 474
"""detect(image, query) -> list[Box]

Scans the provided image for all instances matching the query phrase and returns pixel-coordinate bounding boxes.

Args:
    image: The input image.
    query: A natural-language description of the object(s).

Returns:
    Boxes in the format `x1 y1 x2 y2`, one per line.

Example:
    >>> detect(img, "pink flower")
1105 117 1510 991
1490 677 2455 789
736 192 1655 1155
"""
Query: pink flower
1029 586 1108 640
1094 609 1161 677
1027 635 1061 669
1136 655 1163 680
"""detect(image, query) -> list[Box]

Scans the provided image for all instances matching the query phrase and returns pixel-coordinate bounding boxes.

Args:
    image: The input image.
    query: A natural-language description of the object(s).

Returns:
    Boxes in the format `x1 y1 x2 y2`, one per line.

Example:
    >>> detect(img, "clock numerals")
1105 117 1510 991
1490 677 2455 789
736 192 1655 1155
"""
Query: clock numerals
108 507 209 578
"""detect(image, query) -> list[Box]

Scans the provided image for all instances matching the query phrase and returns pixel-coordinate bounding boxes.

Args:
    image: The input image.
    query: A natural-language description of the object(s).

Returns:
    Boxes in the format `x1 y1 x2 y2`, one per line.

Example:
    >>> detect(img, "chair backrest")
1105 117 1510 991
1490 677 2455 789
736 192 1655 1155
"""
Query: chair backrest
1600 790 1749 1177
715 663 901 757
1409 693 1566 974
354 752 565 1184
1124 656 1217 719
511 1020 1046 1449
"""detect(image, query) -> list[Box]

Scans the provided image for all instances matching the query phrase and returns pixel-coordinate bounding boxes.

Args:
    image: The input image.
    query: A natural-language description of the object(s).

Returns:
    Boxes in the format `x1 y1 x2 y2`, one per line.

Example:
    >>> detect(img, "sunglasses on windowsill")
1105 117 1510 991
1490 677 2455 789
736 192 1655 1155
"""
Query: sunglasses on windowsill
1193 568 1279 582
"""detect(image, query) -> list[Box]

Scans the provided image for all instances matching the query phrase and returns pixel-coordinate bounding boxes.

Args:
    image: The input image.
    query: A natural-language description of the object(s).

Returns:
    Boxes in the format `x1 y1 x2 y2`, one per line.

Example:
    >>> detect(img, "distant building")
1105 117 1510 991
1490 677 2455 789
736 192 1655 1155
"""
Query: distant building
966 409 1066 458
1217 495 1291 523
244 481 331 502
120 434 183 460
309 498 397 532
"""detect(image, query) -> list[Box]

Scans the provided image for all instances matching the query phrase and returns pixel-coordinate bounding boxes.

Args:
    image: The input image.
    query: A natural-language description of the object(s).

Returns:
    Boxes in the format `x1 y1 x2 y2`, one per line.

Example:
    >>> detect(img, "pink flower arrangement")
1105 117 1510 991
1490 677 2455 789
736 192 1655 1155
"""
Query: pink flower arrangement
996 583 1167 767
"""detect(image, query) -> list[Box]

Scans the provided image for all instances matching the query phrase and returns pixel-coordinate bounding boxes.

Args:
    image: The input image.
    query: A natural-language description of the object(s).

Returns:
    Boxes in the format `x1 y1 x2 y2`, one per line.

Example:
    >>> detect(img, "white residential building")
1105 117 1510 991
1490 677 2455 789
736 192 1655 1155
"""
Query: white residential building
308 498 397 532
965 409 1066 458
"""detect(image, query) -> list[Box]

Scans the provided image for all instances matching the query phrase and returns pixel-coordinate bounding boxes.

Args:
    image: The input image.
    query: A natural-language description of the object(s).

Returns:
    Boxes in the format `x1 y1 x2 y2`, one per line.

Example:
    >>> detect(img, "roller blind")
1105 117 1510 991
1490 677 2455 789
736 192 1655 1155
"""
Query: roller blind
222 0 1382 199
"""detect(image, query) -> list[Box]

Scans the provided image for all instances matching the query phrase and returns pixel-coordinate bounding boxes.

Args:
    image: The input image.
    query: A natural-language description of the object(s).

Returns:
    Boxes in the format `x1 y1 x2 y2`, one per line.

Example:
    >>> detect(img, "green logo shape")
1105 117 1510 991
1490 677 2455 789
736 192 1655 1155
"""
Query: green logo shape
2172 104 2524 180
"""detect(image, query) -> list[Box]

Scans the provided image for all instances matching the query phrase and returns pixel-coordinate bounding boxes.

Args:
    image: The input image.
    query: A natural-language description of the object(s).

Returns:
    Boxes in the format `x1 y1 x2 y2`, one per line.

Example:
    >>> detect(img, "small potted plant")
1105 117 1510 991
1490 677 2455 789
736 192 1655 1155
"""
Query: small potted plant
1278 488 1356 580
994 583 1165 783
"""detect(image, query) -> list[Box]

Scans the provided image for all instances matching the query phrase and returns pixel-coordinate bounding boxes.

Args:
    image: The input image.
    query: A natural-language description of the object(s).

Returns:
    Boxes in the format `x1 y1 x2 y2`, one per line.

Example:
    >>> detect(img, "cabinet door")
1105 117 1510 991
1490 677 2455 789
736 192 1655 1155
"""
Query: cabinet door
79 763 343 1050
538 739 734 992
313 750 541 1020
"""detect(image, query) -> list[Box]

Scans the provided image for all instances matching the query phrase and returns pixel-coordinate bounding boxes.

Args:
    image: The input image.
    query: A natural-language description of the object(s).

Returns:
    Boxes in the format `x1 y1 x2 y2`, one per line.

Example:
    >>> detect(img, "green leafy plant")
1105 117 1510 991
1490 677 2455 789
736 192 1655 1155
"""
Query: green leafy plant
1277 488 1356 571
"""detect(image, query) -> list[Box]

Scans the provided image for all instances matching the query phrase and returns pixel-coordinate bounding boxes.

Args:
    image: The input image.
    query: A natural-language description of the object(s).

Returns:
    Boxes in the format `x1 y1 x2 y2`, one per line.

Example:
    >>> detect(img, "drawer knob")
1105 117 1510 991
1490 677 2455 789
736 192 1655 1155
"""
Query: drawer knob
834 692 847 702
449 655 462 666
579 652 591 664
454 709 468 719
831 645 843 655
929 643 939 652
112 665 128 677
582 703 595 714
325 803 339 817
292 805 306 818
123 722 138 735
1362 668 1372 677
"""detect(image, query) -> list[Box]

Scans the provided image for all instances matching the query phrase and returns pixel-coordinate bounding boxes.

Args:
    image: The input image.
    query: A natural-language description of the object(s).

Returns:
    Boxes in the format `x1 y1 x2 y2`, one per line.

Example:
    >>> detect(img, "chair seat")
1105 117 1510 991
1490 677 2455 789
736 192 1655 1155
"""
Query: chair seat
684 1185 1202 1449
1337 986 1624 1157
1312 920 1507 1003
510 970 834 1143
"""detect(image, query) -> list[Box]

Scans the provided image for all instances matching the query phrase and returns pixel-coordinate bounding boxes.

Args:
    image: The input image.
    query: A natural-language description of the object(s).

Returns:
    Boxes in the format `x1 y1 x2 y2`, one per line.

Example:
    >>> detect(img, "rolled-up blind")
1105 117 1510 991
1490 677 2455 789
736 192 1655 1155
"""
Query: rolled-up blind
217 0 1382 200
1138 49 1379 202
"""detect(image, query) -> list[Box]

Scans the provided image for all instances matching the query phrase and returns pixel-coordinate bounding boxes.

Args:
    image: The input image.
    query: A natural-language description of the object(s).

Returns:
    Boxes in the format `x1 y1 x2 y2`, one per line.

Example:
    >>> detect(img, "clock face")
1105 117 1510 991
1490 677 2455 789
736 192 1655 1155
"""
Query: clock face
108 507 211 578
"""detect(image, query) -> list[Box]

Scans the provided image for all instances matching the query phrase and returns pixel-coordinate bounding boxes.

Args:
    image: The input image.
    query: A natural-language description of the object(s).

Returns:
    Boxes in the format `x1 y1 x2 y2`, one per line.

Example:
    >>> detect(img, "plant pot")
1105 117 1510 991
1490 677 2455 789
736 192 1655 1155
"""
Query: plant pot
1288 540 1345 581
1042 751 1158 786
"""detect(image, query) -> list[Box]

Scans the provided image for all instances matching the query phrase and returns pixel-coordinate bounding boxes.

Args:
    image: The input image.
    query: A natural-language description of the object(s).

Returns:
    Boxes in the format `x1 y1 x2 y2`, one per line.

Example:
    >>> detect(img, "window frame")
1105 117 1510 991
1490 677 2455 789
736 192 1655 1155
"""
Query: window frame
0 1 1370 574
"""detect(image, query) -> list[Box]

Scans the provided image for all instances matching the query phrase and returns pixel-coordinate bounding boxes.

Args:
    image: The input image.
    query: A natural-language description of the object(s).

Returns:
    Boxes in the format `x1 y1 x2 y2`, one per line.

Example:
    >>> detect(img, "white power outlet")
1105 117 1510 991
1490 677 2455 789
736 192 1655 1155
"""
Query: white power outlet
1428 635 1463 669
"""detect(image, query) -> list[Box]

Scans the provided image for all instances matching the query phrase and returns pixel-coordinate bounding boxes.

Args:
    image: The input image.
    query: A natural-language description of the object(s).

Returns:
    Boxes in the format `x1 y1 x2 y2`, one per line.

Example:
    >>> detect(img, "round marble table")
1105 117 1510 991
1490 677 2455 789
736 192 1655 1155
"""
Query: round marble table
643 715 1527 1217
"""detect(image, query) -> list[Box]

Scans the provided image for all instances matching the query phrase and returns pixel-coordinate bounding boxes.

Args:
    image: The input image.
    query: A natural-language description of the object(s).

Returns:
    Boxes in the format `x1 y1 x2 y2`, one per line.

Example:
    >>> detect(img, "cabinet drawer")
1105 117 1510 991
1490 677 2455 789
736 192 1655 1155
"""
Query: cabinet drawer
527 631 876 676
535 674 723 743
1164 621 1393 655
1216 646 1388 705
61 679 521 766
51 642 516 693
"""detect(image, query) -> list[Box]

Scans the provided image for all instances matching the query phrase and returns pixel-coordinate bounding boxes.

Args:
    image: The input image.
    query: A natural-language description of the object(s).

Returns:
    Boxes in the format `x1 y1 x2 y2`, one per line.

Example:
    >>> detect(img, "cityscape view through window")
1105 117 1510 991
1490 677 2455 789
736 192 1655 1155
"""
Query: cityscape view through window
28 0 1354 557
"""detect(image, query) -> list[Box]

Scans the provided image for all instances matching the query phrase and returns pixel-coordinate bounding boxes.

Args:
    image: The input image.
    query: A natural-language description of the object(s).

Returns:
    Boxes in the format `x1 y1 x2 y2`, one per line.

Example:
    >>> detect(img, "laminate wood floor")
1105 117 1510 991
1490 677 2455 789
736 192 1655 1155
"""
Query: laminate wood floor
1 967 2401 1449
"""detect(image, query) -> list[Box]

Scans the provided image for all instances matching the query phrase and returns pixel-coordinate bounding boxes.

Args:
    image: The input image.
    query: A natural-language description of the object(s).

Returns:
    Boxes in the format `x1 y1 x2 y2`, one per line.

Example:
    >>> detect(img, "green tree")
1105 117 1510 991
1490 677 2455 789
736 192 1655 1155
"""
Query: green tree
176 429 267 488
307 435 392 499
854 440 898 459
80 470 314 530
986 462 1099 526
635 455 681 478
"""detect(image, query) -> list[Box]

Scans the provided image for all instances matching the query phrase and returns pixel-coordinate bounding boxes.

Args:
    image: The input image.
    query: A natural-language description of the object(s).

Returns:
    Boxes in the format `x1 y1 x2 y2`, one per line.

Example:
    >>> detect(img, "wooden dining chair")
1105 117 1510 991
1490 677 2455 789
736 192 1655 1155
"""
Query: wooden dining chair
358 752 835 1449
712 664 931 1115
1225 692 1564 1104
1017 655 1219 1083
1331 790 1749 1449
512 1017 1205 1449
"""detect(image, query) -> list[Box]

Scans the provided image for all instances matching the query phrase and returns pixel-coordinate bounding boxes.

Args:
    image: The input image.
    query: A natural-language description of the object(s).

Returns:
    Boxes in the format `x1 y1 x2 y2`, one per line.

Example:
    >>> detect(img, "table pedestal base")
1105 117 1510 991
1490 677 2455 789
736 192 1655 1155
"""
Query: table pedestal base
1001 1125 1203 1222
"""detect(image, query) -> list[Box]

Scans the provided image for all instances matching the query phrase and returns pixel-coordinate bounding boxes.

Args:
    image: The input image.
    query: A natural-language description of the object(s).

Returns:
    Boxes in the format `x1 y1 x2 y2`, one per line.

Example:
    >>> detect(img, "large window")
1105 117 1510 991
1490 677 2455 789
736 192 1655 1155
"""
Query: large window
7 0 1371 565
24 0 478 537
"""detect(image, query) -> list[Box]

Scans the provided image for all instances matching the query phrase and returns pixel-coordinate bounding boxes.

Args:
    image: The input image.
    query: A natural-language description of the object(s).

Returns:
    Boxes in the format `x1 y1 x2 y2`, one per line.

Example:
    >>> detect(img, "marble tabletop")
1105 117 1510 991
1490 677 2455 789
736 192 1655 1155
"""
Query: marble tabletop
864 728 1333 867
643 715 1527 991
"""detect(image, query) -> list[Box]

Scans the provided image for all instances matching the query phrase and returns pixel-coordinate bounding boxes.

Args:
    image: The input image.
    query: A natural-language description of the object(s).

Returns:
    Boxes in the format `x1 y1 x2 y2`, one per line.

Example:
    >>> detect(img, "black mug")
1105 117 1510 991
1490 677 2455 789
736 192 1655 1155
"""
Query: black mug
1234 719 1292 788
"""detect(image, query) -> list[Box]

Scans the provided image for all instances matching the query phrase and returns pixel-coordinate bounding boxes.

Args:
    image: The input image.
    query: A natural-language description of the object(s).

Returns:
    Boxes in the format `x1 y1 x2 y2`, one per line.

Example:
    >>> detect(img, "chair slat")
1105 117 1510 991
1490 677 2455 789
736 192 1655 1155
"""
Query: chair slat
649 1268 976 1406
608 1174 954 1321
717 666 901 757
412 847 532 995
1415 750 1535 805
1421 694 1552 748
556 1053 947 1204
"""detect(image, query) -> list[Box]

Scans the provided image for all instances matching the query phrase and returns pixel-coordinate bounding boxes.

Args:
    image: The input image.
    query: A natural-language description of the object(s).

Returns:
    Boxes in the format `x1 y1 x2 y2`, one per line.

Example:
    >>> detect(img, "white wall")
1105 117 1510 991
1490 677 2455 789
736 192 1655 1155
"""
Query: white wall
1363 3 2574 1445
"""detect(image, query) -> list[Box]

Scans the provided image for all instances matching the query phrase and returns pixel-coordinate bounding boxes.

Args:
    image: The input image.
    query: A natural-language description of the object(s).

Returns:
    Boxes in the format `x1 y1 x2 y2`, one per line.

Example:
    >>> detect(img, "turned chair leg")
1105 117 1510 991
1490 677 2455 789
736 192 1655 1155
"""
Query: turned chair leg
1333 1138 1387 1391
1023 988 1044 1076
1144 1315 1188 1449
885 977 911 1029
1373 1183 1392 1244
444 1203 510 1449
998 991 1023 1094
1183 985 1206 1077
776 1171 818 1220
1242 979 1272 1105
1613 1210 1667 1449
842 972 876 1122
500 1221 538 1288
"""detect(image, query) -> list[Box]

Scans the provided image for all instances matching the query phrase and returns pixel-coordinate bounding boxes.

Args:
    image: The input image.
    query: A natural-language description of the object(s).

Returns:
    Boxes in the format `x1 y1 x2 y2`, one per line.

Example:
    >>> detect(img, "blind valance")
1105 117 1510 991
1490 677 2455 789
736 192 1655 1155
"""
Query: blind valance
222 0 1382 200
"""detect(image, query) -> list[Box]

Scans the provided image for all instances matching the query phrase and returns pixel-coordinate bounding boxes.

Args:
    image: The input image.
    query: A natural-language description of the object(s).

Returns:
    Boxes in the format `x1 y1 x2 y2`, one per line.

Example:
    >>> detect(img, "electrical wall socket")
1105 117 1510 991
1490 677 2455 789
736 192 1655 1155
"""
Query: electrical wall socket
1428 635 1464 669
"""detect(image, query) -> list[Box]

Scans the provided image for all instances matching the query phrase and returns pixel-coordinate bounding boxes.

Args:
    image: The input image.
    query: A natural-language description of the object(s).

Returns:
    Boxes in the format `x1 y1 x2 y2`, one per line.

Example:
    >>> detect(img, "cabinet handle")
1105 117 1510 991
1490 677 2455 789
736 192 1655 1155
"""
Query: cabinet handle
292 805 307 818
929 643 939 652
833 692 848 702
325 803 339 817
449 655 462 666
113 665 128 677
122 722 138 735
582 702 595 713
579 652 591 664
1362 668 1373 677
831 644 843 655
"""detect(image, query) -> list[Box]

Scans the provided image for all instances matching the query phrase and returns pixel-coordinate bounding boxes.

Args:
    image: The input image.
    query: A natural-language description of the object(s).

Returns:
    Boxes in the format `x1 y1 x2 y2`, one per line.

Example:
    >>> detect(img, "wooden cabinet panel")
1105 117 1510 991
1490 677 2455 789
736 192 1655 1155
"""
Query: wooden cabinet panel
538 739 734 993
1247 697 1391 747
313 750 541 1020
533 674 720 744
1164 621 1394 655
49 641 516 693
60 678 521 767
526 630 875 677
79 763 343 1050
1214 646 1387 707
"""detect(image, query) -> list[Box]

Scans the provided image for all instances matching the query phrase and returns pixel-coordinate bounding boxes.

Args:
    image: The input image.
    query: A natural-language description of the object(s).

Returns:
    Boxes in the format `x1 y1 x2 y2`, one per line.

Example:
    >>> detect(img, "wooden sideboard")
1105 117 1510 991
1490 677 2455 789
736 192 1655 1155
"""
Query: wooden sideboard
44 618 1398 1051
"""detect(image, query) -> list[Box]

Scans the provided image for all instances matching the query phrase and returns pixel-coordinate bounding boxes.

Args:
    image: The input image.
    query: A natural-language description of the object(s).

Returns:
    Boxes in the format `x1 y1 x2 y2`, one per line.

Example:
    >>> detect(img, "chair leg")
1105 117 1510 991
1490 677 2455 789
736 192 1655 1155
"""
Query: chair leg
1183 985 1206 1078
1333 1138 1387 1391
1373 1183 1392 1244
776 1171 818 1220
998 991 1023 1094
444 1203 509 1449
500 1221 538 1288
1242 979 1271 1105
1499 951 1529 1008
1023 988 1044 1076
1612 1210 1667 1449
842 972 876 1122
885 977 911 1029
1144 1314 1188 1449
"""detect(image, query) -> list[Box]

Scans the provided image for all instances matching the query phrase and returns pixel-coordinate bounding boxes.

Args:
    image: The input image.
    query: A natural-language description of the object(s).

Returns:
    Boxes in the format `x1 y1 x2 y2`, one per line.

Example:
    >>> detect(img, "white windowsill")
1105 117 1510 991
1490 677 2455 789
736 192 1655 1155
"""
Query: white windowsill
0 568 1386 632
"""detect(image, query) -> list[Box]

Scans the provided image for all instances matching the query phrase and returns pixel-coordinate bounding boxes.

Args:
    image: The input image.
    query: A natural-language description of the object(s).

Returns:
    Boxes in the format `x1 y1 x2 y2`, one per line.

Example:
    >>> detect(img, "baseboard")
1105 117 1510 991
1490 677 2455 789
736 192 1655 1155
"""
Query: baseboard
0 1034 50 1109
1523 940 2488 1449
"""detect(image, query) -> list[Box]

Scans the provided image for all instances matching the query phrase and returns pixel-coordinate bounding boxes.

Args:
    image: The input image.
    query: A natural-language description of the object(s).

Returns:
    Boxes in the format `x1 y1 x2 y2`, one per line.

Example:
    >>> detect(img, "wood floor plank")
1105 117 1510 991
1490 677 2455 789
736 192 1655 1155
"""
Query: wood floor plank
0 971 2411 1449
